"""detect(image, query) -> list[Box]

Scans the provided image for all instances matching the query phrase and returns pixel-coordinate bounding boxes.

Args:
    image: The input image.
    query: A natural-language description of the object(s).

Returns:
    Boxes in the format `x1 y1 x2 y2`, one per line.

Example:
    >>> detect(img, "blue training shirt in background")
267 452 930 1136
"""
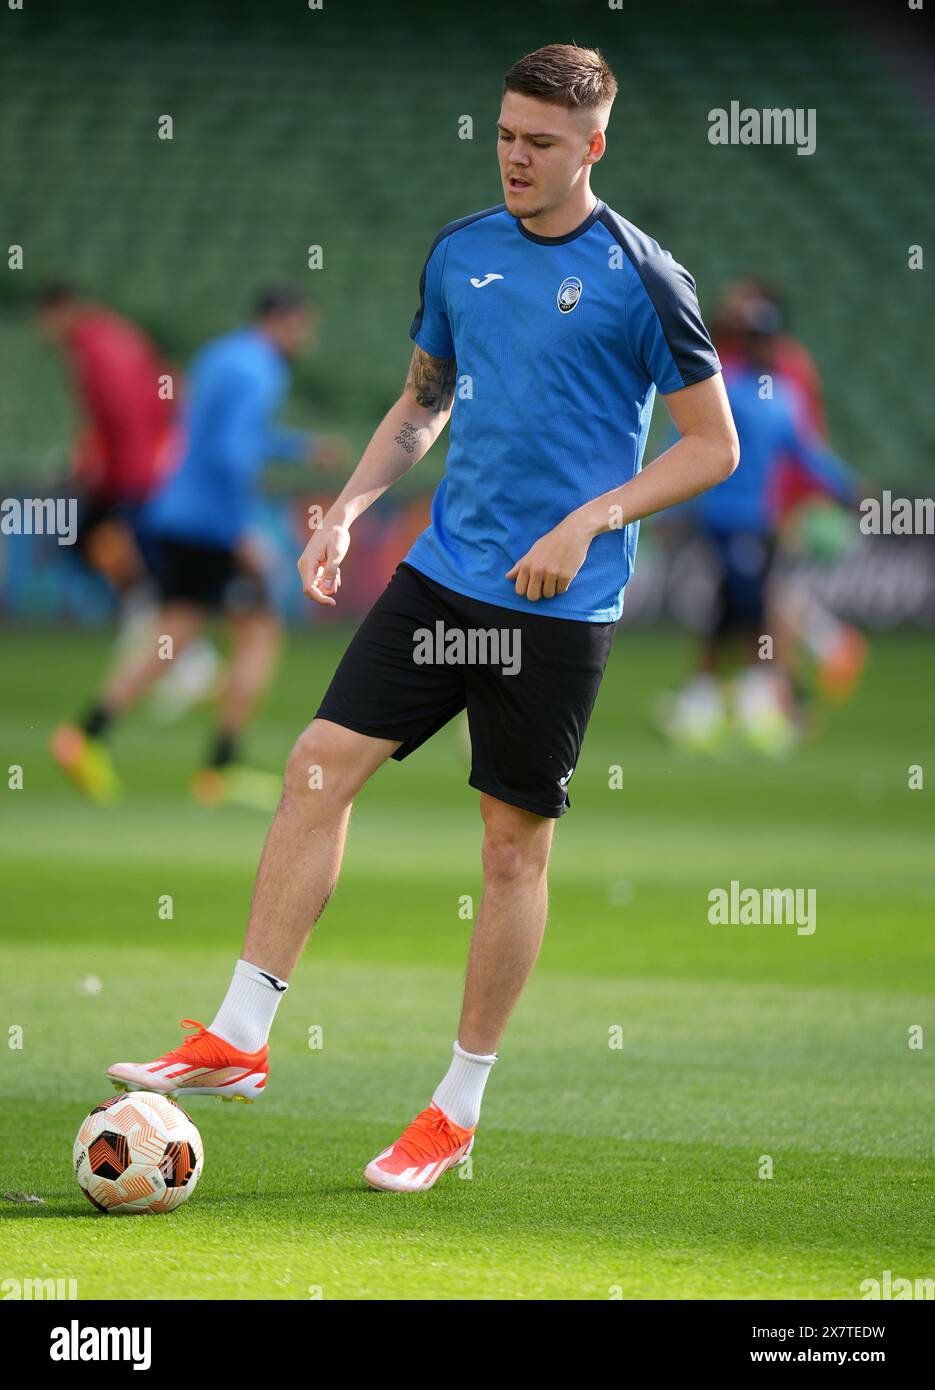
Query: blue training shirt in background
404 199 721 622
148 327 310 549
693 366 854 536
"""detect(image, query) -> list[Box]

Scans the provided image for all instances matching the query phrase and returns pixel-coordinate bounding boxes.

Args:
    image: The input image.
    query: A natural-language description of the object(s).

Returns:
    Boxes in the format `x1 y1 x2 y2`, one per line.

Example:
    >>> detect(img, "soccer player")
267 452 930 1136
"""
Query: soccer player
716 279 867 707
54 285 339 808
108 45 739 1190
657 293 858 754
37 284 226 763
35 282 177 595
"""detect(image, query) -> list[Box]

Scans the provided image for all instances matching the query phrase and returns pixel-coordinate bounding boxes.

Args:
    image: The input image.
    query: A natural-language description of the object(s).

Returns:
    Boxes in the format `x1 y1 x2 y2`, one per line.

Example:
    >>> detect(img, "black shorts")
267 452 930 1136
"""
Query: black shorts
706 530 776 636
152 537 270 613
75 494 153 567
315 562 617 818
75 495 121 556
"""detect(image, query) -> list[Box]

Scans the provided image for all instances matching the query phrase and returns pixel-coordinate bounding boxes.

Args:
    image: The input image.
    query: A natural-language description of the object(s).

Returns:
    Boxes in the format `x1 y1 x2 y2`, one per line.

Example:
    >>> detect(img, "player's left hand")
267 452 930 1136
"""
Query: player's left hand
505 513 593 601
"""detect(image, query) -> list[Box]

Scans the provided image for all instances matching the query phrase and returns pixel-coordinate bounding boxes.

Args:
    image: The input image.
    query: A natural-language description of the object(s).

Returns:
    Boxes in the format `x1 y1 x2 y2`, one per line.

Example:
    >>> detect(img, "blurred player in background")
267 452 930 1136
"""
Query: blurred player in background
52 285 343 808
35 283 223 716
656 290 859 755
35 282 176 595
716 278 868 710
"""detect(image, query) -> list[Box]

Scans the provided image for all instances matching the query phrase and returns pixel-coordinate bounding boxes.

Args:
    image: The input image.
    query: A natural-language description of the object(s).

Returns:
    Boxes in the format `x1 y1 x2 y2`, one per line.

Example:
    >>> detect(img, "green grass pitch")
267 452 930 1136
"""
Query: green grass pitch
1 625 933 1300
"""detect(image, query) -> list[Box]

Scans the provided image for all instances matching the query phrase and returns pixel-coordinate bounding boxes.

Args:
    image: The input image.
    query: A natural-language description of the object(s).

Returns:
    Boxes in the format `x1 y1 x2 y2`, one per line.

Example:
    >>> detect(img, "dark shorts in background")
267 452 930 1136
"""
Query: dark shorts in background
705 529 775 635
152 537 270 613
315 562 617 818
75 493 159 572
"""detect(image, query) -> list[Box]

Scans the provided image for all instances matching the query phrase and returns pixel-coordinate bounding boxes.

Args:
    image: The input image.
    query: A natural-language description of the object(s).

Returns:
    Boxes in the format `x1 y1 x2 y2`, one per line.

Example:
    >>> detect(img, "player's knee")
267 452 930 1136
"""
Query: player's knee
282 726 354 811
481 823 549 883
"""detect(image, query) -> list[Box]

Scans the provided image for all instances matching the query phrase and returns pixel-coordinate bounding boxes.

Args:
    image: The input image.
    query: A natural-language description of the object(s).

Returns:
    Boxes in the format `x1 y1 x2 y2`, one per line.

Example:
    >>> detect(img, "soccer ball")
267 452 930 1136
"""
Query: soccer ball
73 1091 204 1215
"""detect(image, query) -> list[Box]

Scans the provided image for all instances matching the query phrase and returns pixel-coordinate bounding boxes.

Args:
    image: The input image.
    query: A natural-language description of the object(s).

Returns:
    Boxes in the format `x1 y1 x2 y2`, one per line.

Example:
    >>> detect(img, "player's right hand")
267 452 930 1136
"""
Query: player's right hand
297 519 351 606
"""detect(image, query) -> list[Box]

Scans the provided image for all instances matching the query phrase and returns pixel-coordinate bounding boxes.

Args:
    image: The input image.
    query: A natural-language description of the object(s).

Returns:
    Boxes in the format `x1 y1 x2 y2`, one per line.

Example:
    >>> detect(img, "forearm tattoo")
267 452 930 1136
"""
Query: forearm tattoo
394 420 424 454
405 347 456 411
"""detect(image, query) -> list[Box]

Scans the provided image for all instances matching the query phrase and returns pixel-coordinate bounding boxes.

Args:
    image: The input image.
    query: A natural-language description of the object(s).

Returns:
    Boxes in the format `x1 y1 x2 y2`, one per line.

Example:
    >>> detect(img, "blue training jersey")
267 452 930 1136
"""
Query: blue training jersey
404 199 721 621
147 327 309 549
693 366 854 536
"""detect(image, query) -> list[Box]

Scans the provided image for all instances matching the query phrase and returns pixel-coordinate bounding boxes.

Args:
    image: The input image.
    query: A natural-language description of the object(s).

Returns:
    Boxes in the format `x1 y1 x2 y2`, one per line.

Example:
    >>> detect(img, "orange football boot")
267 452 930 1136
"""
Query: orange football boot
51 724 122 805
364 1102 475 1192
108 1019 267 1102
817 627 868 705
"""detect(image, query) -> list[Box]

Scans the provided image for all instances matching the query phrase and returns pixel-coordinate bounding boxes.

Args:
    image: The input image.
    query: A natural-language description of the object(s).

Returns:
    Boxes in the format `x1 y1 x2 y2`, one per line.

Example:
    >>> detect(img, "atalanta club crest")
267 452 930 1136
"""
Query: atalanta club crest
556 276 583 313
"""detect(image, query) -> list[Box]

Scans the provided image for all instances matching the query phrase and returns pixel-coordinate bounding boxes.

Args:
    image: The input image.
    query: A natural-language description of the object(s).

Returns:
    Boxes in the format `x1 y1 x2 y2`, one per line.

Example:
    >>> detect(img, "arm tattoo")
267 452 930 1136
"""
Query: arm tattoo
405 346 456 411
394 420 424 455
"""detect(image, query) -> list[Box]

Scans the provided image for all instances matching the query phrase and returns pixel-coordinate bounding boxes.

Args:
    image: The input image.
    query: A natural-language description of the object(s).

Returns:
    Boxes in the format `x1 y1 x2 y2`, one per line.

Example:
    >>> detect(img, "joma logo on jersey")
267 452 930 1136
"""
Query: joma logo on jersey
556 277 583 313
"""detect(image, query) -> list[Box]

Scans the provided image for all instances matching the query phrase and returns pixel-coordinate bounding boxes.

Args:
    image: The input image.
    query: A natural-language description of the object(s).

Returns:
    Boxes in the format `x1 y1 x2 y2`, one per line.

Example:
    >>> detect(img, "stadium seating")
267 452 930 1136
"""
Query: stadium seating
2 0 932 490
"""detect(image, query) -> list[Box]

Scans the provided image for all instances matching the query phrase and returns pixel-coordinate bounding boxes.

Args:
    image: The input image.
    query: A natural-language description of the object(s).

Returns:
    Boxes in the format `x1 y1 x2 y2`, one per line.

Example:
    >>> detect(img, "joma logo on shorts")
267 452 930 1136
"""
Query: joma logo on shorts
412 622 522 676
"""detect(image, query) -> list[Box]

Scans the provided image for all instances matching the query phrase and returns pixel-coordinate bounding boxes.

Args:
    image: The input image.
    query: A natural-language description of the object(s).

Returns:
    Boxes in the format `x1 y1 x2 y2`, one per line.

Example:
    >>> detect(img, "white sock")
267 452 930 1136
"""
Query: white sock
208 959 288 1052
432 1040 497 1130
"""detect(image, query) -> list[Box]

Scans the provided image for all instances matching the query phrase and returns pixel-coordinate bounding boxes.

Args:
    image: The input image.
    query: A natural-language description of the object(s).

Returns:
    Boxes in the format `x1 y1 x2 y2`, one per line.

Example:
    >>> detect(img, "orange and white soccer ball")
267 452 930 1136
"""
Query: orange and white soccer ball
73 1091 204 1215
